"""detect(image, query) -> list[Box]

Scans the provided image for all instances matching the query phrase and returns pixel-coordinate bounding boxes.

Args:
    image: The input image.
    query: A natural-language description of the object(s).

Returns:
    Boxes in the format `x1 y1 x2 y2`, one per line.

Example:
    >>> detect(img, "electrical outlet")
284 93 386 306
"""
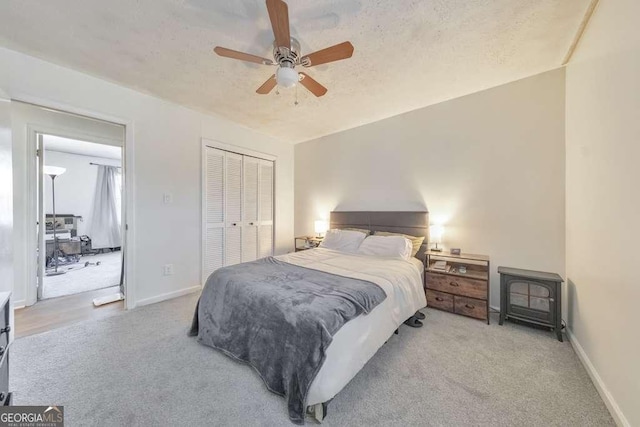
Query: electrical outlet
163 264 174 276
163 193 173 204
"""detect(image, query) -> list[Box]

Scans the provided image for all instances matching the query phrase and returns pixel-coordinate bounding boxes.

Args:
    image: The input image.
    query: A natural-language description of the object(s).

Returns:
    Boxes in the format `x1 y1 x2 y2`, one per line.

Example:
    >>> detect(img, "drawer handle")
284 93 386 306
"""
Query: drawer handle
465 304 475 309
0 326 9 334
435 297 444 302
449 281 460 287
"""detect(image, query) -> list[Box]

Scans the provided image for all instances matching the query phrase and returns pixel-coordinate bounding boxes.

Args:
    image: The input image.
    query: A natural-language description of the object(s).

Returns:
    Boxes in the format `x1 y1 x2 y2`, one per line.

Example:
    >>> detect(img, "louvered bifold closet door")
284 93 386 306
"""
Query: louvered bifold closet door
225 152 243 266
258 159 274 258
242 156 260 262
203 147 225 284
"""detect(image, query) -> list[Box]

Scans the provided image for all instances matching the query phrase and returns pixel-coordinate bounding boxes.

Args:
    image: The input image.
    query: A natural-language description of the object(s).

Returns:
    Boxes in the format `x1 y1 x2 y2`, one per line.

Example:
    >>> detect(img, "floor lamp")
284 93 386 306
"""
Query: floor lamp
44 165 66 276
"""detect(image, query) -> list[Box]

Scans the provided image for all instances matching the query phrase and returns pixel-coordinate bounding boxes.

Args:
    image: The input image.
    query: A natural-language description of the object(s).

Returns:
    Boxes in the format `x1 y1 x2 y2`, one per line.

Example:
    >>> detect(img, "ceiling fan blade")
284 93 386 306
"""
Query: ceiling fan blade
266 0 291 49
214 46 274 65
301 41 354 67
256 75 277 94
299 72 327 97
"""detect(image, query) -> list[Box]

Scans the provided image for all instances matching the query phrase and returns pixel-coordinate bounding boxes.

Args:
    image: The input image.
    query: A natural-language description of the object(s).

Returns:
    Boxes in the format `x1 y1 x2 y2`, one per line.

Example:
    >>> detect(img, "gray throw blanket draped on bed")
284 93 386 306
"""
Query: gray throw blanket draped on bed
189 257 387 424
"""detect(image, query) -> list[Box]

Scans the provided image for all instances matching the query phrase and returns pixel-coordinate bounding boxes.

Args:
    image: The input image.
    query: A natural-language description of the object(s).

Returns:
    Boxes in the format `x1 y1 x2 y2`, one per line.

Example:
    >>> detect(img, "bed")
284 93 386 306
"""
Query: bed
190 211 429 424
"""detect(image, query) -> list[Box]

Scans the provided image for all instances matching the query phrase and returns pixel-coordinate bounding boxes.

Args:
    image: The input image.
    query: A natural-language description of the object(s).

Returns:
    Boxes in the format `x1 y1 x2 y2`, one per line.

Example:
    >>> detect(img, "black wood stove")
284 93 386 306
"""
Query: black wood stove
498 266 564 341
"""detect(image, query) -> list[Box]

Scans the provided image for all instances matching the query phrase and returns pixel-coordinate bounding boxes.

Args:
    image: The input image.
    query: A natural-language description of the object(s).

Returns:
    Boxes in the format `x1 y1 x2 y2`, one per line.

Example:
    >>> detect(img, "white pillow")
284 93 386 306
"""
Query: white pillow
357 235 413 260
319 229 367 253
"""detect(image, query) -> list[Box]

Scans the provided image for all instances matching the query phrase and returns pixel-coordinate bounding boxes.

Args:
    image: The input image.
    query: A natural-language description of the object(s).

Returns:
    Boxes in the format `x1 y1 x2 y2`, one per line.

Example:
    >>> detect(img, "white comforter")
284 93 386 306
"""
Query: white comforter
275 248 426 405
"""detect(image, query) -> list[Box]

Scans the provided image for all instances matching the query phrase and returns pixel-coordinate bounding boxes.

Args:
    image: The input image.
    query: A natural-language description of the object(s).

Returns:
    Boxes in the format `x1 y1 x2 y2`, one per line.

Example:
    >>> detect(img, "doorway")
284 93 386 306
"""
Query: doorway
38 135 124 301
12 101 129 337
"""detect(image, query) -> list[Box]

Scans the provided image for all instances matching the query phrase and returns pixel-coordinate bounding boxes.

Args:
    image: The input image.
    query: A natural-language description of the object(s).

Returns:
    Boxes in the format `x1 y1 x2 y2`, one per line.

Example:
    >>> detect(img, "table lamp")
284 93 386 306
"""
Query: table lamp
429 224 444 252
314 220 328 238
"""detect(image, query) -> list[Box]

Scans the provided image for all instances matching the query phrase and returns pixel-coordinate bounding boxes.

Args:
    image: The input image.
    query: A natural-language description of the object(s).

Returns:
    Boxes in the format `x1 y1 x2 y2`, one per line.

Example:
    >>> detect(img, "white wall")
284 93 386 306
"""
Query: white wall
0 92 12 294
0 47 294 308
565 1 640 425
295 69 566 308
0 92 14 344
43 150 121 237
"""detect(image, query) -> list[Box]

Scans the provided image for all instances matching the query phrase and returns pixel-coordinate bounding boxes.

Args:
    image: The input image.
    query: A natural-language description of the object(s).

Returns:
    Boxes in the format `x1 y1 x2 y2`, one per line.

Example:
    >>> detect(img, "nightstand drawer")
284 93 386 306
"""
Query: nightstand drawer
454 295 487 320
426 272 487 300
426 289 453 312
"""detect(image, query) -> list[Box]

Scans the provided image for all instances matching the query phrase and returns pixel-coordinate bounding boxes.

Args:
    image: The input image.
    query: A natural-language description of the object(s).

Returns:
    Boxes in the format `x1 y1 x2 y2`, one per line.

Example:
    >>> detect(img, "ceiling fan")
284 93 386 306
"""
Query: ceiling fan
213 0 354 97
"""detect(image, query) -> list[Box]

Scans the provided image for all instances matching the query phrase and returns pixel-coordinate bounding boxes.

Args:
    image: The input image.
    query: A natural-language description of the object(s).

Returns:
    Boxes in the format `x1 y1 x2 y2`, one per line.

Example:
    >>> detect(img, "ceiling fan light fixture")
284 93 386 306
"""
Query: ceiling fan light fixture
276 66 298 88
213 0 353 97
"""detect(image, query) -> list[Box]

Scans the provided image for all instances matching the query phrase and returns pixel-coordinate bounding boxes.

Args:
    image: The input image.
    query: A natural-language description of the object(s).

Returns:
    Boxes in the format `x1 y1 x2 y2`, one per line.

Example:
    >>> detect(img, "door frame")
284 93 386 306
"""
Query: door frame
201 138 276 286
16 98 137 309
27 124 125 306
36 133 44 301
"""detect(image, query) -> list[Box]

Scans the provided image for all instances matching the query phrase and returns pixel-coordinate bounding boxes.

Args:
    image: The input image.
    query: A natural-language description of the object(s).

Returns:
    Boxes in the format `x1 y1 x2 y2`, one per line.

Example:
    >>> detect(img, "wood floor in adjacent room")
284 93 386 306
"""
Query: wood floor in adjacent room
14 286 124 338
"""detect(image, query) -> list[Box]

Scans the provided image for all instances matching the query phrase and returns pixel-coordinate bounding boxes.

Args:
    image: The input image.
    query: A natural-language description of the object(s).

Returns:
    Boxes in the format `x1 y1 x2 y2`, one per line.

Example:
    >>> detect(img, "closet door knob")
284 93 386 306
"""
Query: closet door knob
232 223 237 226
249 222 255 226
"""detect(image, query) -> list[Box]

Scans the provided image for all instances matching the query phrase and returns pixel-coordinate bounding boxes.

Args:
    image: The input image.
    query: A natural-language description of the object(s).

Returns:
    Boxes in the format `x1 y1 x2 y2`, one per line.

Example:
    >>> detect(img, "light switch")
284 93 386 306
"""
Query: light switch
163 193 173 204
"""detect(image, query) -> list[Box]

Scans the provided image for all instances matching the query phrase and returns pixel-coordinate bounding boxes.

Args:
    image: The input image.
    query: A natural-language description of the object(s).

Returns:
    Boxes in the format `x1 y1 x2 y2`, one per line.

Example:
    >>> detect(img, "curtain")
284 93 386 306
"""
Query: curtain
114 169 122 225
90 165 121 249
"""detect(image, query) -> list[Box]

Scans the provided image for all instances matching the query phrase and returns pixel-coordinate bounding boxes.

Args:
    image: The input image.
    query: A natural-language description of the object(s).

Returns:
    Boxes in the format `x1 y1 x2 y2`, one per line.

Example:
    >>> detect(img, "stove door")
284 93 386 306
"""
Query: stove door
506 278 555 325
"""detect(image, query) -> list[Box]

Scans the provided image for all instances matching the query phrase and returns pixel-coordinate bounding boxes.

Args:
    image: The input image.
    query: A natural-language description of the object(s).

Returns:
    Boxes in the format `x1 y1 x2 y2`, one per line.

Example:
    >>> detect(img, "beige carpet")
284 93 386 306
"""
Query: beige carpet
43 251 121 299
11 293 613 426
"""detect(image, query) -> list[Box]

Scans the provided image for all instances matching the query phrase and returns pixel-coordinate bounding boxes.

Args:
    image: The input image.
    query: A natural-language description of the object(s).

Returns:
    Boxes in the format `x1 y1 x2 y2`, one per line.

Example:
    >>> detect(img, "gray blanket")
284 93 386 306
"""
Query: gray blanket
189 257 387 424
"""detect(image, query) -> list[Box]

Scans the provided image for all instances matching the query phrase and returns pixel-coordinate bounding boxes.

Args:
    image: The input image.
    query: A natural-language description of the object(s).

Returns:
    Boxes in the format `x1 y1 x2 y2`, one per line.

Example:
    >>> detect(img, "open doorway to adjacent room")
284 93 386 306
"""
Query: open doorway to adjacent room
12 101 128 338
40 135 123 300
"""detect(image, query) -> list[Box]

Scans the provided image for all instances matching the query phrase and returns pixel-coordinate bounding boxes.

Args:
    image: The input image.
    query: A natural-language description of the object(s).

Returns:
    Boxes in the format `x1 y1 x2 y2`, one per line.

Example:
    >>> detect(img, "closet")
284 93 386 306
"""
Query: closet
202 145 274 283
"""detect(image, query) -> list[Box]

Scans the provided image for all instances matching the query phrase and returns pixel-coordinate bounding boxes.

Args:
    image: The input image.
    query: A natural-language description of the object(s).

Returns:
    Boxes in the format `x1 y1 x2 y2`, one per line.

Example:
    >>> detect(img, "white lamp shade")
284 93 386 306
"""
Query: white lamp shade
276 67 299 88
429 224 444 244
43 165 66 177
314 220 328 235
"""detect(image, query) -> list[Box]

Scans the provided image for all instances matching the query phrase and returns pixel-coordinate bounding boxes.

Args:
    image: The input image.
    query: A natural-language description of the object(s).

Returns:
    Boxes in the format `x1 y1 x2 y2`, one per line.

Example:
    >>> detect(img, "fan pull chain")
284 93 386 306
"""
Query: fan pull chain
294 84 299 106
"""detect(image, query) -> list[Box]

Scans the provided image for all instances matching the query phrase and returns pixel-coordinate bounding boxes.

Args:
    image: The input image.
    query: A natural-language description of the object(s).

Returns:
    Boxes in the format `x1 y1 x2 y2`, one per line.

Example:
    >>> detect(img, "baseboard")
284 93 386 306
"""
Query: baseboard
489 306 626 425
13 300 26 310
135 285 201 307
566 328 630 427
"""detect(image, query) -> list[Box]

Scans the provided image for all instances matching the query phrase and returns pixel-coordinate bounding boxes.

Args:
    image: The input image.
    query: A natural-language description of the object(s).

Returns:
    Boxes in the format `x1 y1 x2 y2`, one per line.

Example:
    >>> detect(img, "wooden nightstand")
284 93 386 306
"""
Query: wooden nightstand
294 236 323 252
425 251 490 324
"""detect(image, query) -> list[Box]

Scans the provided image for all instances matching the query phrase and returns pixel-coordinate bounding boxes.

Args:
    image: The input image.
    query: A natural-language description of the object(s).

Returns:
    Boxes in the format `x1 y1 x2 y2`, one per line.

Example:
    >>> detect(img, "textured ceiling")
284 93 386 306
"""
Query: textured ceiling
0 0 590 143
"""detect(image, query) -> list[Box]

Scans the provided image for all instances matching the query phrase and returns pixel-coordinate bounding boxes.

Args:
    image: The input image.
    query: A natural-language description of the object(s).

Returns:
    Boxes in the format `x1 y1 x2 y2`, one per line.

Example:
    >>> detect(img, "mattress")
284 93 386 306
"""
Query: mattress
275 248 426 405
